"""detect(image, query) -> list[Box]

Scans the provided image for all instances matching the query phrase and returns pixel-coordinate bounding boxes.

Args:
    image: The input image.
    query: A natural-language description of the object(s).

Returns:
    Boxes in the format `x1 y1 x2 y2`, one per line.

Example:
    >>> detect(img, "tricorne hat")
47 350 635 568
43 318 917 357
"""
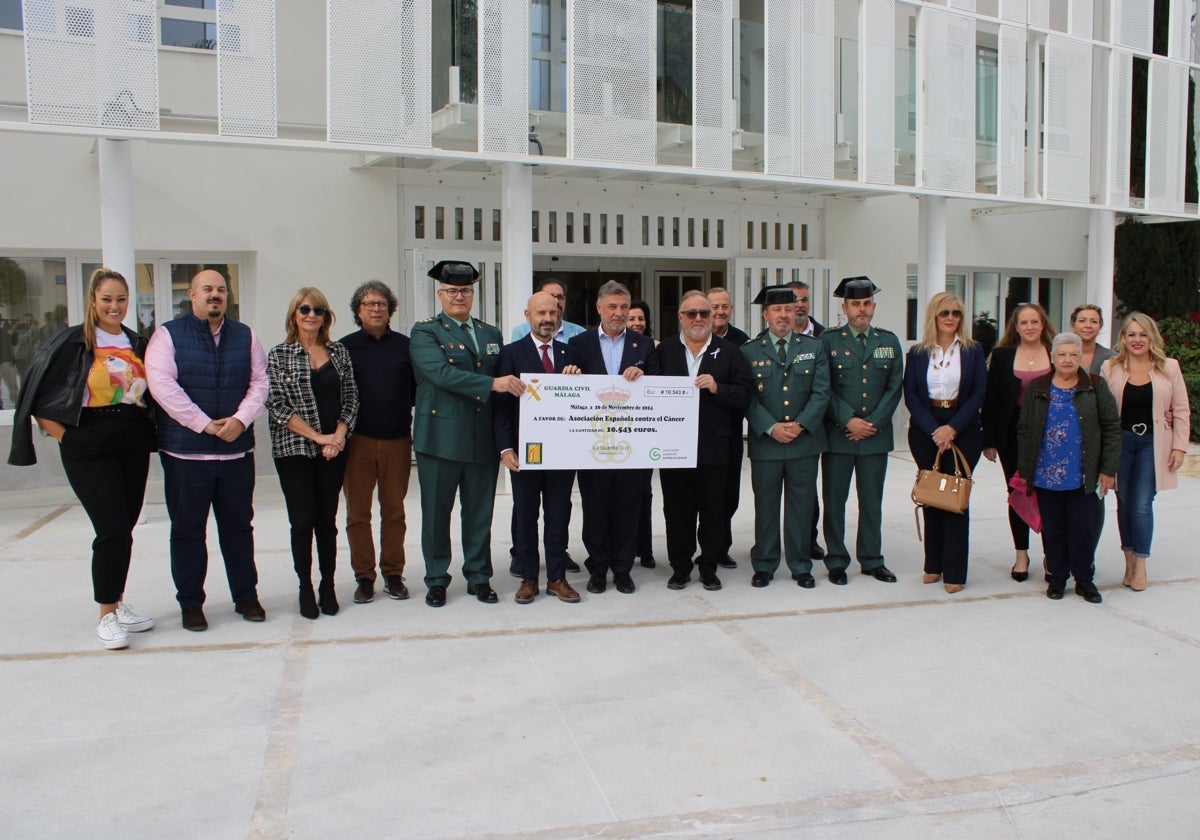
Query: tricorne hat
427 260 480 285
832 276 881 299
752 285 799 306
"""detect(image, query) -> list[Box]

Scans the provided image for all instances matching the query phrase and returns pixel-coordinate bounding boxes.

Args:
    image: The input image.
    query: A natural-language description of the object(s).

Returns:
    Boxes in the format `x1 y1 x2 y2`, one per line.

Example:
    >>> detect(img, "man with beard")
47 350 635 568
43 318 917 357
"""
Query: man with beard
145 269 269 630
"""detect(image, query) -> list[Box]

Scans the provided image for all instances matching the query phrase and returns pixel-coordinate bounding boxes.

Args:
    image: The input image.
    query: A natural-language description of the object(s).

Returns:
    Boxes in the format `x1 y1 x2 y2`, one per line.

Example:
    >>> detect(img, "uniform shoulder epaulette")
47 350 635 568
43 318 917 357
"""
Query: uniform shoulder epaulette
873 327 896 336
417 316 437 324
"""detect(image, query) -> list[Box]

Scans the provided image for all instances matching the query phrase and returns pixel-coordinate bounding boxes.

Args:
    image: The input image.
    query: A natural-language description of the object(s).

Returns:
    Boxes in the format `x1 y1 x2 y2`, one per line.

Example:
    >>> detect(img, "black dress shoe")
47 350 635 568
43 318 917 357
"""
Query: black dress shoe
565 558 581 573
1046 580 1066 600
863 565 897 583
1075 582 1103 604
699 574 722 591
639 555 656 569
586 574 607 594
751 571 772 587
181 606 208 632
613 573 636 594
717 555 738 569
666 573 689 590
1010 564 1030 582
793 572 816 589
235 598 266 621
467 582 499 603
828 568 848 585
810 543 826 560
425 585 447 607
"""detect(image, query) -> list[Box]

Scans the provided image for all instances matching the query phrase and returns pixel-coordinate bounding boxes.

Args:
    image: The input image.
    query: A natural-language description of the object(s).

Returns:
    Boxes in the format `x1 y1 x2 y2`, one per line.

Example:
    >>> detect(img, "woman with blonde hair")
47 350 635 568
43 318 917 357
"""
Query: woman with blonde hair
267 287 358 618
982 303 1058 581
8 268 157 649
903 292 987 592
1100 313 1190 591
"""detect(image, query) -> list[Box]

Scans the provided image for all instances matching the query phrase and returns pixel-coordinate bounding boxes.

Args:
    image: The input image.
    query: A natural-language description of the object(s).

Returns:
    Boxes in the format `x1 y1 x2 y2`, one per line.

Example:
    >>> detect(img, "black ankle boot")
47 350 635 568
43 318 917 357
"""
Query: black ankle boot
298 585 319 619
318 579 339 615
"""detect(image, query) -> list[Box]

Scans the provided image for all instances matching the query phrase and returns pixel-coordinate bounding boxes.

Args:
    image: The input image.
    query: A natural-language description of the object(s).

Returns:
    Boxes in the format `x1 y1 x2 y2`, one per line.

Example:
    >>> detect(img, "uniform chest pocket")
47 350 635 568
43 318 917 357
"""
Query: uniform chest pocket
871 358 893 372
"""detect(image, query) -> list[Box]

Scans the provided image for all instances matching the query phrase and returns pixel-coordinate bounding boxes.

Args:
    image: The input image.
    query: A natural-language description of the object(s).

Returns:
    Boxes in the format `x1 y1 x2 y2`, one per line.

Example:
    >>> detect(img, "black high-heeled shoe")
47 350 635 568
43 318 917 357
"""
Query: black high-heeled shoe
298 585 319 620
318 579 339 616
1010 563 1029 583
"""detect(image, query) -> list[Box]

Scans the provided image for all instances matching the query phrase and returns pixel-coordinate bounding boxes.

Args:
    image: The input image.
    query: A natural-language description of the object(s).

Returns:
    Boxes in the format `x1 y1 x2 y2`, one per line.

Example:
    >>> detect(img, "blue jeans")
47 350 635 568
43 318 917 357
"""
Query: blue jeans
1116 430 1156 558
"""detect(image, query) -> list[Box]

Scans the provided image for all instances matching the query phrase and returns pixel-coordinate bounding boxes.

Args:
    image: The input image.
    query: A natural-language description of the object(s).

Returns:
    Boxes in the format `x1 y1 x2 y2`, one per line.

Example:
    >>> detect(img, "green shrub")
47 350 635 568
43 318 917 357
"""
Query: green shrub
1184 374 1200 443
1156 317 1200 442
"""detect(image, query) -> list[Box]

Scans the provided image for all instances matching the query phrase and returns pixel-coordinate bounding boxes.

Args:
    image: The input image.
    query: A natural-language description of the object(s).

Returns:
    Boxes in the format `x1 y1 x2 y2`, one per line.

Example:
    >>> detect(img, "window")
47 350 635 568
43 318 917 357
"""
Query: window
658 1 693 125
0 257 68 409
530 0 566 111
976 46 998 143
0 0 22 31
160 0 216 50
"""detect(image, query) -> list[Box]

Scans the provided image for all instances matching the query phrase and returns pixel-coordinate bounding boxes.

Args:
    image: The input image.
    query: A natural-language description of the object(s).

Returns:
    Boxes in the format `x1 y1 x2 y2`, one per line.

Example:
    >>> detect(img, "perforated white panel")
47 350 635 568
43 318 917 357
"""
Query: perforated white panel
692 0 733 171
1146 59 1187 213
1168 0 1189 59
478 0 528 155
1068 0 1093 38
999 0 1027 23
24 0 159 129
327 0 431 147
947 0 977 11
566 0 655 164
858 0 894 185
1028 0 1049 28
1106 50 1132 208
764 0 798 175
996 24 1026 197
218 0 276 138
917 6 975 192
1112 0 1153 52
797 0 833 179
1042 34 1092 203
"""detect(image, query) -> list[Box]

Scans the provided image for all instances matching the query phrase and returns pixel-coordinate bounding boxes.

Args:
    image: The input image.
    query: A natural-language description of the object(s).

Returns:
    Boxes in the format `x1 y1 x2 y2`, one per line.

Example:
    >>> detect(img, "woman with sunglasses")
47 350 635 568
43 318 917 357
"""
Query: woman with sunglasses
8 268 157 649
1100 313 1190 591
983 303 1057 582
267 288 358 618
903 293 986 593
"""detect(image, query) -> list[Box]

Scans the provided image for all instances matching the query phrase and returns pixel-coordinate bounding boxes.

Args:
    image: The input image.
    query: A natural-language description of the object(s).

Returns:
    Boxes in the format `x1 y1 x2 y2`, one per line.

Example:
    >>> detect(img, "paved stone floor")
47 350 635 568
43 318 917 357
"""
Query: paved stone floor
1 451 1199 839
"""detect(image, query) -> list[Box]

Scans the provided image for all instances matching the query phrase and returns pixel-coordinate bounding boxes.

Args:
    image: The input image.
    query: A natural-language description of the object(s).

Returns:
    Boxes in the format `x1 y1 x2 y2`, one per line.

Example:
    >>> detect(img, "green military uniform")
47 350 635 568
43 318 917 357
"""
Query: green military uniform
742 331 830 576
410 310 504 589
820 323 903 571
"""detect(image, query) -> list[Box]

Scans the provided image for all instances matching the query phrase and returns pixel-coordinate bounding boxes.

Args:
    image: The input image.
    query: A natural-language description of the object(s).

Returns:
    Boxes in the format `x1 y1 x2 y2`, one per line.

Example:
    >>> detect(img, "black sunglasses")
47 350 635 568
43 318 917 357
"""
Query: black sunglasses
937 309 963 318
680 309 712 320
297 304 328 317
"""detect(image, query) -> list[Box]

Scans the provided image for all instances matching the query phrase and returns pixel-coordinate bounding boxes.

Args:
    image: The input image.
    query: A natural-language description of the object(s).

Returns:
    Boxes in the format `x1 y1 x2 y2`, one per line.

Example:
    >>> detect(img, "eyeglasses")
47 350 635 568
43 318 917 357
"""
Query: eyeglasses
937 309 963 318
547 293 566 301
297 305 328 317
359 301 389 310
439 287 475 298
680 309 712 320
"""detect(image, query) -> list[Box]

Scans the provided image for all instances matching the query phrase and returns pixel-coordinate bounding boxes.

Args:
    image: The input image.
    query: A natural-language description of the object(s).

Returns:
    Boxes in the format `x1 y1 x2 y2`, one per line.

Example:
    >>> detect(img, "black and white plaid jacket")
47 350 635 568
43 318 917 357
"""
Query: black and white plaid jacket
267 340 359 459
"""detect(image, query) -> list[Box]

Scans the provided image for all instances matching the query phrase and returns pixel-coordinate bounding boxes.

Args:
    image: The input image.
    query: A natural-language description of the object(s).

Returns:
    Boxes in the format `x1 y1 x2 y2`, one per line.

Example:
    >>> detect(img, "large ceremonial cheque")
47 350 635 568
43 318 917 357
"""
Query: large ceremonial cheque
517 374 699 470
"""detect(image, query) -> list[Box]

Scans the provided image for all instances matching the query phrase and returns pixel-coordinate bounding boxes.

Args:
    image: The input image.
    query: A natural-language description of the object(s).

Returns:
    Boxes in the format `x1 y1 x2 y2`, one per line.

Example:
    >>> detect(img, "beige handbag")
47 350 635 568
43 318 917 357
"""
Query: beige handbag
911 444 973 539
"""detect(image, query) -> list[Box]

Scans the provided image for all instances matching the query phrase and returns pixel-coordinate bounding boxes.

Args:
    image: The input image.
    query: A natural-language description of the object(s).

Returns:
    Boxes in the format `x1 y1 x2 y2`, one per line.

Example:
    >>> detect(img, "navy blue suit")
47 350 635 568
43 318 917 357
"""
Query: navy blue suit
903 341 986 585
568 328 659 579
494 336 577 582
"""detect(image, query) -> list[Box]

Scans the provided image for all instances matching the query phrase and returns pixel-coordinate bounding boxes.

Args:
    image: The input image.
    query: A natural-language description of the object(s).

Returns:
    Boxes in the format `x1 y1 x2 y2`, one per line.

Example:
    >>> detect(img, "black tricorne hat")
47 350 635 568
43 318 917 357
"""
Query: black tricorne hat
427 260 480 285
752 285 798 306
832 276 881 299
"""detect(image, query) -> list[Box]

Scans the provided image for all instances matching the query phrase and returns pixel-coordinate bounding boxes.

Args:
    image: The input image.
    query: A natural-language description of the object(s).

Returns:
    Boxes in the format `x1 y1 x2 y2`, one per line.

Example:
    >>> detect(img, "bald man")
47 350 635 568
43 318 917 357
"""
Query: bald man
495 292 584 604
145 269 269 631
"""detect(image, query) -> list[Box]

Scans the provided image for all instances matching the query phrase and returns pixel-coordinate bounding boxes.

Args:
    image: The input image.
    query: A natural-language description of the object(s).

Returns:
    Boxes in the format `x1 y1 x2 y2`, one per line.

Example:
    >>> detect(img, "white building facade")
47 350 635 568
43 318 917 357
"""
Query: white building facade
0 0 1197 482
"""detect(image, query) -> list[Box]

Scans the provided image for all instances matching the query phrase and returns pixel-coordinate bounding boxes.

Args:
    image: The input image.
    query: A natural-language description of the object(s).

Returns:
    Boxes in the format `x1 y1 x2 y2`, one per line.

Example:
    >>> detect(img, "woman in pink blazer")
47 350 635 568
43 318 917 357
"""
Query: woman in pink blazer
1100 313 1191 591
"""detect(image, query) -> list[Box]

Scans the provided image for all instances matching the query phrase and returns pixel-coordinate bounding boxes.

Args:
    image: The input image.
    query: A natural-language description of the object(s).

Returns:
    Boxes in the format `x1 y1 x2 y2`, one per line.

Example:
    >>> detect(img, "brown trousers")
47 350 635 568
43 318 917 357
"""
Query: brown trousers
343 433 412 581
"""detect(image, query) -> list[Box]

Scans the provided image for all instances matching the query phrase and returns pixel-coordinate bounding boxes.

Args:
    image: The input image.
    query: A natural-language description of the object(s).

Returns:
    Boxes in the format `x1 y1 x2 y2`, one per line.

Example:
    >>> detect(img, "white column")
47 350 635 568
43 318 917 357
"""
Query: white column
501 163 533 338
1086 209 1116 341
98 139 136 329
917 195 947 304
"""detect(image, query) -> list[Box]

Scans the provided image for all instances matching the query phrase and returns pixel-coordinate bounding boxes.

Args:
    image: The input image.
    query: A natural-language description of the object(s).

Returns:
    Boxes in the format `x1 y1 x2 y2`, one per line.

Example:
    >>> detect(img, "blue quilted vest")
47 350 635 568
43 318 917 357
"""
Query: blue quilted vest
156 314 256 455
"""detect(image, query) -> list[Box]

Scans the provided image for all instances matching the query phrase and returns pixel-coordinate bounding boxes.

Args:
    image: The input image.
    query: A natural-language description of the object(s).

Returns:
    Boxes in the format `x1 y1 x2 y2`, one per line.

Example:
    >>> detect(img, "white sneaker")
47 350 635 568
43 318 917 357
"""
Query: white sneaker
97 612 130 650
116 601 154 633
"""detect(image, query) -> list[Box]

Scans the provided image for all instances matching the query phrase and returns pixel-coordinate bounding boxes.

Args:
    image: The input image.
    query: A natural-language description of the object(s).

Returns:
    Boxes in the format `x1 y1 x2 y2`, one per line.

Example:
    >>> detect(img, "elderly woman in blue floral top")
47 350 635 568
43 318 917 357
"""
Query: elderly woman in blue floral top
268 287 359 619
1016 332 1120 604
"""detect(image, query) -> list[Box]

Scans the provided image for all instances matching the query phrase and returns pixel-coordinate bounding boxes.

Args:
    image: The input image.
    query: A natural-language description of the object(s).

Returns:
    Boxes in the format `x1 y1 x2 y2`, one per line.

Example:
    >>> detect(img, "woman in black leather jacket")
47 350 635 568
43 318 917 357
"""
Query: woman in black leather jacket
8 268 157 650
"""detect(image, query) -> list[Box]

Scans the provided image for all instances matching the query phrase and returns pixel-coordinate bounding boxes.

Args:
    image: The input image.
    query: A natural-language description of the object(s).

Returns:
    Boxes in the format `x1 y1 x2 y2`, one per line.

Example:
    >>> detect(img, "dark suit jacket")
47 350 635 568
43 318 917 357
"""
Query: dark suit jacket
494 335 575 455
903 342 987 437
568 327 659 377
657 335 753 466
806 317 825 338
982 345 1043 449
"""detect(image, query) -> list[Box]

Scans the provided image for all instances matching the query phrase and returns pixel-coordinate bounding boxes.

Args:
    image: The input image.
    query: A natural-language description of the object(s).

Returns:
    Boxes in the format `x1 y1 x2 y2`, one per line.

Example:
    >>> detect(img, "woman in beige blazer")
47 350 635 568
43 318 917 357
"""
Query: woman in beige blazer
1100 313 1191 591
